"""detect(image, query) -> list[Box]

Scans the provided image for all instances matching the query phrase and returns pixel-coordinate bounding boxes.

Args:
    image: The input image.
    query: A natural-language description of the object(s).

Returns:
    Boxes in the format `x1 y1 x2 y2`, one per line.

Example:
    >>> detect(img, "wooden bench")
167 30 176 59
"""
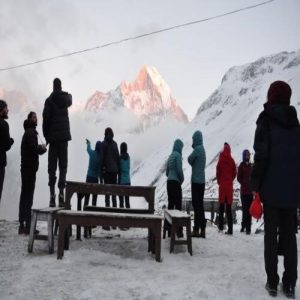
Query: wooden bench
182 198 240 224
163 209 192 256
57 210 163 262
28 207 64 254
64 181 156 240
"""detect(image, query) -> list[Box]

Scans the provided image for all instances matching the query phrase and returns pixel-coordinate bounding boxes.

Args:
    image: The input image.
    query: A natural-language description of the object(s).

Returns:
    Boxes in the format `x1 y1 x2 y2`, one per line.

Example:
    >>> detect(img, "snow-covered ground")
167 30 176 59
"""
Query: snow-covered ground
0 214 299 300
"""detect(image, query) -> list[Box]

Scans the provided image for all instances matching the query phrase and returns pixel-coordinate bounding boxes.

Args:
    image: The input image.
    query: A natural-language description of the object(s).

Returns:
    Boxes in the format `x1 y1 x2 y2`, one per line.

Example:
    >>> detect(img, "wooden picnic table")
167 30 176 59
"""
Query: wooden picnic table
64 181 156 239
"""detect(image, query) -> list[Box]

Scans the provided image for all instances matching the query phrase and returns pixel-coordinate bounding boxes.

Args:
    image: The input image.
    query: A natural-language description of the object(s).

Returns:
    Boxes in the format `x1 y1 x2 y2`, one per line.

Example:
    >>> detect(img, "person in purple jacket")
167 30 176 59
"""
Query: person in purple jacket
237 149 253 234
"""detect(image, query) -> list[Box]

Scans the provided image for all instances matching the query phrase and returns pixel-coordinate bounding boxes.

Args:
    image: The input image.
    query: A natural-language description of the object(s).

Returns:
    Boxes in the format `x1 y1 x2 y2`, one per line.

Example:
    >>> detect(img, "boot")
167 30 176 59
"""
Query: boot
282 283 295 299
18 222 25 235
58 193 65 208
192 227 200 238
49 194 56 207
199 228 206 238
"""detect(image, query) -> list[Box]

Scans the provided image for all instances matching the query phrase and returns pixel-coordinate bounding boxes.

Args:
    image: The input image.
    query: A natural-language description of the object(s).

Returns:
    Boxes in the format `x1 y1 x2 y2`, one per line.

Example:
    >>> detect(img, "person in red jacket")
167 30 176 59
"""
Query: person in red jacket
216 143 237 234
237 149 253 234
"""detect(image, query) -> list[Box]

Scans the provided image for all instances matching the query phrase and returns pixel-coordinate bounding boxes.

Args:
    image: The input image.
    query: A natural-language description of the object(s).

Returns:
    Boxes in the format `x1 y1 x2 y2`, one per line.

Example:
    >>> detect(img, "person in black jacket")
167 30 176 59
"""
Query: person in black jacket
250 81 300 299
18 112 47 234
43 78 72 207
102 127 119 209
0 100 14 204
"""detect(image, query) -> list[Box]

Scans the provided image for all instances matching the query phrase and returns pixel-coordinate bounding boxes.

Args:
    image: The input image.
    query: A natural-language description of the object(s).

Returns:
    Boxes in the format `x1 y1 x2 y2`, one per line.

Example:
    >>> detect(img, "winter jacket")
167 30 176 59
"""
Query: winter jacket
21 120 47 171
0 118 14 167
42 90 72 143
250 104 300 208
86 142 102 180
237 161 252 195
166 139 184 184
216 144 237 204
102 136 119 174
119 153 131 184
187 131 206 184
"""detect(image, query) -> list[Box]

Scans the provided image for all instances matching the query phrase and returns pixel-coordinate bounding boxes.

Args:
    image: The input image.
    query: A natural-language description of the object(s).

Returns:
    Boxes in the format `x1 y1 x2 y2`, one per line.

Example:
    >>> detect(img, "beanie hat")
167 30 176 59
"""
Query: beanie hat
104 127 114 139
267 81 291 105
53 78 62 91
0 99 7 112
120 142 127 154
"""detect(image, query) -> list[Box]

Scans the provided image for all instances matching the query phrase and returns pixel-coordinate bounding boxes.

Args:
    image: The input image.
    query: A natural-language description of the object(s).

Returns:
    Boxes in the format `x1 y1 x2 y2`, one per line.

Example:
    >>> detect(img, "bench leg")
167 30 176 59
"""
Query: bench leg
48 213 54 254
154 224 162 262
163 220 166 239
186 219 193 256
57 222 66 259
170 223 176 253
76 195 82 240
28 211 37 253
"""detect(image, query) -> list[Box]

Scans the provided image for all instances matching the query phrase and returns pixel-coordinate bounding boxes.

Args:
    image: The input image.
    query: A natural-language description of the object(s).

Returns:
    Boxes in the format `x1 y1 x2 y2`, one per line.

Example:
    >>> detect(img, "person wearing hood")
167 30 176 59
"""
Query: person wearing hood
237 149 253 234
0 100 14 204
42 78 72 207
18 112 47 234
118 142 131 209
84 139 102 207
188 130 206 238
166 139 184 238
216 143 237 235
250 81 300 298
102 127 119 212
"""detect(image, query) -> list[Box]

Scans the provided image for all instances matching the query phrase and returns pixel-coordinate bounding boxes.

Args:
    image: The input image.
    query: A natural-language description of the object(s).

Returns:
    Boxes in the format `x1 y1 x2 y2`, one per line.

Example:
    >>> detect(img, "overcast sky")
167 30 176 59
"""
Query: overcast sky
0 0 299 119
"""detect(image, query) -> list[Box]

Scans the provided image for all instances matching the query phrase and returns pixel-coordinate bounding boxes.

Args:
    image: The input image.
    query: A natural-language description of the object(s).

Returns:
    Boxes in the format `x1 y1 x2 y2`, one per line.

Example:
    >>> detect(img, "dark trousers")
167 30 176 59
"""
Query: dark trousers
219 201 233 233
264 205 298 287
84 176 98 206
104 172 117 207
241 194 253 232
192 182 206 230
48 142 68 192
166 180 182 233
0 166 5 202
167 180 182 210
19 168 37 228
119 183 130 208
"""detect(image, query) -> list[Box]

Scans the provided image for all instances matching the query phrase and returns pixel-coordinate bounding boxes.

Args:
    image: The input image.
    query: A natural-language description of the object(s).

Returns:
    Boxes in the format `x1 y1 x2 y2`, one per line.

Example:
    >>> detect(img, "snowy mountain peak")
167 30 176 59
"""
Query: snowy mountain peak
85 66 188 124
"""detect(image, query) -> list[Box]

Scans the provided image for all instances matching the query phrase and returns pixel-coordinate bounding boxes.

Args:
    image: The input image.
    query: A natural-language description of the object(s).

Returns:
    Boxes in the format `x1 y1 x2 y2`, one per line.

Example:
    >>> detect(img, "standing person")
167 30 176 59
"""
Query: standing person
118 142 131 208
166 139 184 237
216 143 237 235
0 100 14 204
237 149 253 234
188 130 206 238
250 81 300 298
18 112 47 234
43 78 72 207
84 139 102 207
102 127 119 208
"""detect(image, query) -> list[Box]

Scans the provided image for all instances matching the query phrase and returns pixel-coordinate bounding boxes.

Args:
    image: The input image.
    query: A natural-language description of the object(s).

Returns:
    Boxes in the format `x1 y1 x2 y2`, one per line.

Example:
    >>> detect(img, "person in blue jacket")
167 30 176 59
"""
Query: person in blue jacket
166 139 184 237
188 130 206 238
84 139 102 206
118 142 131 208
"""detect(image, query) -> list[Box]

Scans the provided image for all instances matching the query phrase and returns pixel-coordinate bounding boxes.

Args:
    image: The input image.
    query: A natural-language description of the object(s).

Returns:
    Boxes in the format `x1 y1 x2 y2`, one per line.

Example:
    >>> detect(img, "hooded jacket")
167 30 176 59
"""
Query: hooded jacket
102 129 119 174
237 150 252 195
86 141 102 180
187 131 206 184
250 104 300 208
42 90 72 143
0 117 13 167
216 144 237 204
21 119 46 171
166 139 184 184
